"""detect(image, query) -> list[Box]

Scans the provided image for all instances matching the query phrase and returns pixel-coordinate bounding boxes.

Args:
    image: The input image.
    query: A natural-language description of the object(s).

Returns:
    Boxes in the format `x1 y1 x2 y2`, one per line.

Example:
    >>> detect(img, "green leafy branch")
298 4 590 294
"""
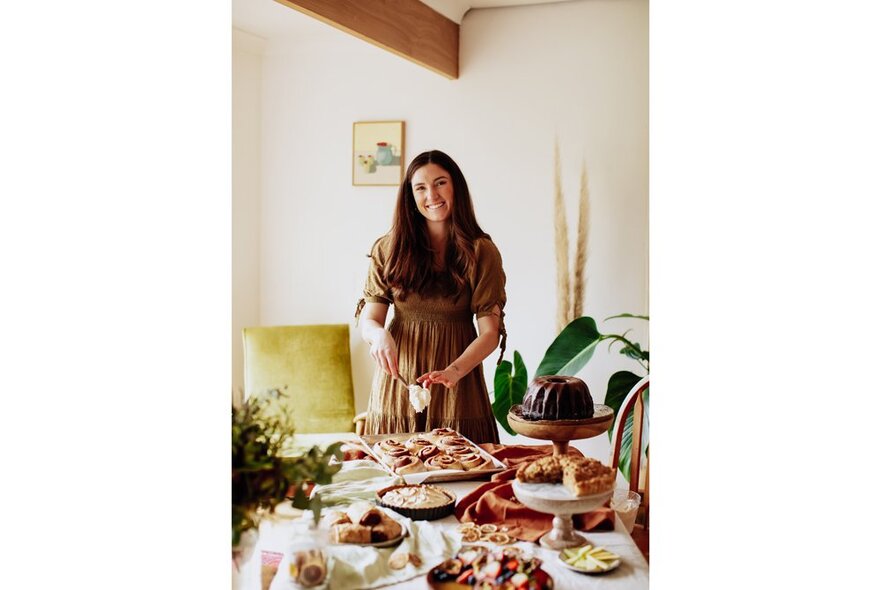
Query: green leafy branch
232 390 343 545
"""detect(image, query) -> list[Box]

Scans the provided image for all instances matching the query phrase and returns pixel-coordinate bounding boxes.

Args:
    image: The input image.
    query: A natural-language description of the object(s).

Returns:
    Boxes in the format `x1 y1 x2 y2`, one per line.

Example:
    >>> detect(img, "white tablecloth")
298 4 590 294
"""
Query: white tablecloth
238 479 648 590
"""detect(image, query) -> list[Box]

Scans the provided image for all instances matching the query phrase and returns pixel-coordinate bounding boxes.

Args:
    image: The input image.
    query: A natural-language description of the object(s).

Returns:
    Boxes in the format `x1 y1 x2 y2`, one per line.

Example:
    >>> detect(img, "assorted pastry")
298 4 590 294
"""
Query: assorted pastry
369 428 497 475
429 546 553 589
515 455 616 497
323 501 405 545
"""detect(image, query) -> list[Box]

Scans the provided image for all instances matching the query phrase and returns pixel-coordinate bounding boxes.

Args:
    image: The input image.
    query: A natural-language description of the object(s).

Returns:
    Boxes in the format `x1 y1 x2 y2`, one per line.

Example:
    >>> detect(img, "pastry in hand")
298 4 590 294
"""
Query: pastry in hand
391 455 426 474
424 454 463 471
331 523 371 544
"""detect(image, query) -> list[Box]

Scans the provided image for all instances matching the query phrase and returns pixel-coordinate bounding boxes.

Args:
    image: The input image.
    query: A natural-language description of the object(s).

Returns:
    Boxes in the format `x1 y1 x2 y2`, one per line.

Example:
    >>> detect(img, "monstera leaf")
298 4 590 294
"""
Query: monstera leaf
535 317 602 376
492 350 528 435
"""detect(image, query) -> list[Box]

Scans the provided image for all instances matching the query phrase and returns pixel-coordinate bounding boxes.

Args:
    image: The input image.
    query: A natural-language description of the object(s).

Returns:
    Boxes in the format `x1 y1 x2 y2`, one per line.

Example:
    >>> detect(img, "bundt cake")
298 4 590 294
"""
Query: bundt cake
521 376 594 420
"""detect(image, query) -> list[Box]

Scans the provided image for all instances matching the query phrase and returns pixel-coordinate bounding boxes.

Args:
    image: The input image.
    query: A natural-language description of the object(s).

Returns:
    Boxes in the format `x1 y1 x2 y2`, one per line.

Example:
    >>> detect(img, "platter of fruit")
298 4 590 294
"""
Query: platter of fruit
557 545 621 574
427 546 554 589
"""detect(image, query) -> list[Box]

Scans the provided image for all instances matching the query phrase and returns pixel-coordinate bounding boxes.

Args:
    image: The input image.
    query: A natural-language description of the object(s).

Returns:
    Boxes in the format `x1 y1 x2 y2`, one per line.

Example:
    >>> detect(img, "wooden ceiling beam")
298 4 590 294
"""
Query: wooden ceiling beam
274 0 459 79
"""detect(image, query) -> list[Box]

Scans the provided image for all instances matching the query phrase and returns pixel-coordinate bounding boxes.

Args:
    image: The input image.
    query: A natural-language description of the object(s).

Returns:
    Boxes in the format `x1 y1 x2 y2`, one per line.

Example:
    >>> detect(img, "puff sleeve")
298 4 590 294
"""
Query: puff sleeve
470 238 507 365
355 236 394 324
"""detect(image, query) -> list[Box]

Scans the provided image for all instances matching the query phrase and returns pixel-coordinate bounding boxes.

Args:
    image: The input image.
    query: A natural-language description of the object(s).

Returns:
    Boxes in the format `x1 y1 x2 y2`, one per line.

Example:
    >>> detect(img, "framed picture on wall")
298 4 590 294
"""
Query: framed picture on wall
352 121 405 186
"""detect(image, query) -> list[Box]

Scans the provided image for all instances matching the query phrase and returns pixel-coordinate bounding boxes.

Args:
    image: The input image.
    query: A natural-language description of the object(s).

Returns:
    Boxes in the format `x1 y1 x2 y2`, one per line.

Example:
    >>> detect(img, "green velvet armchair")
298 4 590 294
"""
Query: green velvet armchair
242 324 367 436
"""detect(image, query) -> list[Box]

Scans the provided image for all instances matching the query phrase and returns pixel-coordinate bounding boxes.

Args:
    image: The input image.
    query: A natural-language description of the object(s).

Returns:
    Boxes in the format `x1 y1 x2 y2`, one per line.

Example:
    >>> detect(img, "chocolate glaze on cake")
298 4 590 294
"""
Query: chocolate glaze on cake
521 376 594 420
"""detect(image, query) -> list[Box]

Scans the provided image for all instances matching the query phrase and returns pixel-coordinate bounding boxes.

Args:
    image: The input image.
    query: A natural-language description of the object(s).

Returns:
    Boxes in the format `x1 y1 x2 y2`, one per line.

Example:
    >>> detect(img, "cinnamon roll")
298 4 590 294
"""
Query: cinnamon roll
404 436 434 452
437 435 470 449
416 444 442 461
392 454 426 474
445 445 475 457
376 439 407 453
424 454 463 471
457 452 485 470
429 427 457 438
379 445 413 466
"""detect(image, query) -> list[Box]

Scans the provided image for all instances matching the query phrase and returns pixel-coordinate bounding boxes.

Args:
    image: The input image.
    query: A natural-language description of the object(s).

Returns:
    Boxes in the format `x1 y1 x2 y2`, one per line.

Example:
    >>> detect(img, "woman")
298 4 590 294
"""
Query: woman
355 150 506 444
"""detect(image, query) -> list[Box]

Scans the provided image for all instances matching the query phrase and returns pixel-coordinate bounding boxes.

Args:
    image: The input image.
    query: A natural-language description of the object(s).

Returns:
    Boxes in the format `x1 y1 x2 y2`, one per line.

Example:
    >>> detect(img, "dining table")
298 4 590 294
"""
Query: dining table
235 438 649 590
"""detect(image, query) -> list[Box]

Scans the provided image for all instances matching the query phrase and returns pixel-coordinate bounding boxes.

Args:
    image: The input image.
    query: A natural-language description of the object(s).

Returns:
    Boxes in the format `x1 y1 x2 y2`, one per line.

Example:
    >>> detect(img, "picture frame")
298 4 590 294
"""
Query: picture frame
352 121 405 186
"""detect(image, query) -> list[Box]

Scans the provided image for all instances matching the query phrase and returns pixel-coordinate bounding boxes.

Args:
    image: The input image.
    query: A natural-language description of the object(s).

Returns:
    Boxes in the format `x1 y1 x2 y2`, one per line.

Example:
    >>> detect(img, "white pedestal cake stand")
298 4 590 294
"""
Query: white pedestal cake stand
512 481 613 550
506 403 615 550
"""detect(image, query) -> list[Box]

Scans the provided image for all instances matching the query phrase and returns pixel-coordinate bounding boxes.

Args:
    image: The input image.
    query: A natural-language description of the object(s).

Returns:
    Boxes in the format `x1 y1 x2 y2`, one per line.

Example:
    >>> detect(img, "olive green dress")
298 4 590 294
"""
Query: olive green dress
355 235 506 444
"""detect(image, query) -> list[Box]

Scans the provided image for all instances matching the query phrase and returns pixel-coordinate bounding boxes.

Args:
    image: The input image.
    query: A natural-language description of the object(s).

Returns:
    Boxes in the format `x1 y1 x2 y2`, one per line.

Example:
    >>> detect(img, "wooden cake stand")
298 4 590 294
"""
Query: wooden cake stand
507 404 614 456
507 403 615 549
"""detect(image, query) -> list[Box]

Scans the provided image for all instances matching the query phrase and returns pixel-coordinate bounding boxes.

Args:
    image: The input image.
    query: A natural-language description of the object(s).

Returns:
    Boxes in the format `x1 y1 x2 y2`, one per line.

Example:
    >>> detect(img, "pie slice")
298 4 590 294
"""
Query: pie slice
562 457 616 496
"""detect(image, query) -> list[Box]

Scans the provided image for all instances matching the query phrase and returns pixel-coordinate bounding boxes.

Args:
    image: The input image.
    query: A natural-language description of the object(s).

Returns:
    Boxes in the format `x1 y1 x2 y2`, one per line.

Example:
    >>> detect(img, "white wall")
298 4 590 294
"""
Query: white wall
232 28 265 404
236 0 649 423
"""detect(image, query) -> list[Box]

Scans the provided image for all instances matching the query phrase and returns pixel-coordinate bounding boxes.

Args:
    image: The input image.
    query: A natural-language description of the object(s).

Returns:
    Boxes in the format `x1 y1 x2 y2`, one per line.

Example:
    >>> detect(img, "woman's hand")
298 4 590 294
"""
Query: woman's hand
417 364 463 389
369 329 400 378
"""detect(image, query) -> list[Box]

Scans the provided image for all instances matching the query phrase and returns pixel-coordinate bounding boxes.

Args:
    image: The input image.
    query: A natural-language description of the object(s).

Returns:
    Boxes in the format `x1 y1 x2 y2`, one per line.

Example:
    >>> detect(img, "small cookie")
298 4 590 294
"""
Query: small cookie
486 532 512 545
461 529 480 543
479 523 498 534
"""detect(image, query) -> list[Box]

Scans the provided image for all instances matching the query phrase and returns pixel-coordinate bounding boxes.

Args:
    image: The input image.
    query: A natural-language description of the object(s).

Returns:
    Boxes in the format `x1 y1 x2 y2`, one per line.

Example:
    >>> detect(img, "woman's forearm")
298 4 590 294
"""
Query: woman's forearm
445 330 500 381
360 318 387 344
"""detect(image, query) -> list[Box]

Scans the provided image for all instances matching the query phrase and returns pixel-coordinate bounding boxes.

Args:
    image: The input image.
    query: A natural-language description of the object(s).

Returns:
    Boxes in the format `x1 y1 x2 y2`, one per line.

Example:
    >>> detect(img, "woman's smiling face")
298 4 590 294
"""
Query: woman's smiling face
411 163 454 224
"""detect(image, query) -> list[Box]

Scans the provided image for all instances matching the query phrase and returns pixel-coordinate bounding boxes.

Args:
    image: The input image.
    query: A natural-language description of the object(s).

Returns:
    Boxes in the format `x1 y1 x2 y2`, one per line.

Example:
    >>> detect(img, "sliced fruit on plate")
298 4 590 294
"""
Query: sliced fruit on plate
563 544 620 572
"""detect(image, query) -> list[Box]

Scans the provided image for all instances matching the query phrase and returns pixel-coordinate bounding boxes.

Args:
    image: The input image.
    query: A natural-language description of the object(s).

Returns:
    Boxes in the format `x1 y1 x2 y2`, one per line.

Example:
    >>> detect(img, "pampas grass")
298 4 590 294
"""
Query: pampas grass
553 142 591 331
554 140 570 333
572 161 590 319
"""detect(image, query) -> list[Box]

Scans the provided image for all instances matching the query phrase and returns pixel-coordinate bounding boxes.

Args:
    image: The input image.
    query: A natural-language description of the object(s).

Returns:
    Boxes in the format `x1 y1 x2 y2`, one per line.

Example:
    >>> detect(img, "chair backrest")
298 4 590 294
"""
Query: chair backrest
609 375 650 524
242 324 356 434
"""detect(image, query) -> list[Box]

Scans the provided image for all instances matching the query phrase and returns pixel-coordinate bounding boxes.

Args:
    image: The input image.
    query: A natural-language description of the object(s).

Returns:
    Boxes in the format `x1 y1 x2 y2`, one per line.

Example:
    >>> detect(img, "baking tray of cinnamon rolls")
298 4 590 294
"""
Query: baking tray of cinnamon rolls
359 427 505 483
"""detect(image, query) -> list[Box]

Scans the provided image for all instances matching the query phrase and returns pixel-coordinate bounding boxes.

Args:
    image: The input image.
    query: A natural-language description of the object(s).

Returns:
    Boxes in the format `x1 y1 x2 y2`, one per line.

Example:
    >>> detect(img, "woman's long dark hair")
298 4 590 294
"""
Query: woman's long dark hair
385 150 489 299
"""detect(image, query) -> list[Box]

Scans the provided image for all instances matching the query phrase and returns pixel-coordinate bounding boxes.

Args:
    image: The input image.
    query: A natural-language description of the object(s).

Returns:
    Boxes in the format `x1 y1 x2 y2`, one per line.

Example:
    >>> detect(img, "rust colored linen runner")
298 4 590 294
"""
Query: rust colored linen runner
453 444 615 542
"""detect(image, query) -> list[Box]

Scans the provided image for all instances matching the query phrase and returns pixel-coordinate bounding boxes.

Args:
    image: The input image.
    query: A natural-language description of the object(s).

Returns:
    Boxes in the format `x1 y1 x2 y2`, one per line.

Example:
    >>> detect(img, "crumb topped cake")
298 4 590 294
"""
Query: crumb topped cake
516 455 615 497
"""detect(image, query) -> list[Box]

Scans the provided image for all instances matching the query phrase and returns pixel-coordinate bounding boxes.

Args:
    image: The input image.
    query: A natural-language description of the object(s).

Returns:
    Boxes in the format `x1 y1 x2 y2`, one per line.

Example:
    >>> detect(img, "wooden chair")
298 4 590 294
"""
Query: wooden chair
609 375 650 560
242 324 367 442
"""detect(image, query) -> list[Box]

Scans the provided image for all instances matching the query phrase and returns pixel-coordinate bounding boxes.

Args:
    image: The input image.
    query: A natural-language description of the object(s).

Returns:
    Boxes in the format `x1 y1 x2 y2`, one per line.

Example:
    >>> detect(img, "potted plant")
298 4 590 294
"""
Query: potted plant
232 389 343 562
493 314 649 480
